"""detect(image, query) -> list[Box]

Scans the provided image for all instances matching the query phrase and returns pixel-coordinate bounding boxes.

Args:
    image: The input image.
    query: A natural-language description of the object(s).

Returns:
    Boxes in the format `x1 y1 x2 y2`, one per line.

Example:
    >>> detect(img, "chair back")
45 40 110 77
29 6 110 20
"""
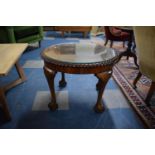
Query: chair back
134 26 155 81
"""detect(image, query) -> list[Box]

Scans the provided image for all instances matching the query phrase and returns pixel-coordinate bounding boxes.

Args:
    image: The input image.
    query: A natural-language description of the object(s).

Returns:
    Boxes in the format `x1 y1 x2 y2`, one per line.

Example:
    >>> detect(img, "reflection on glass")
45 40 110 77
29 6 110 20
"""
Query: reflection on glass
43 43 116 64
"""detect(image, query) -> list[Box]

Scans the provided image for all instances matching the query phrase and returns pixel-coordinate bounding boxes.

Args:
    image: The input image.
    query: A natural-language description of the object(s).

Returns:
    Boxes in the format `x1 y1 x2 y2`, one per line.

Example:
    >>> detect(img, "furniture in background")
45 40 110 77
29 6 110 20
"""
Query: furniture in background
53 26 92 38
0 26 43 47
0 43 28 120
43 26 55 31
133 27 155 106
104 26 132 48
90 26 104 36
41 42 118 113
117 26 139 68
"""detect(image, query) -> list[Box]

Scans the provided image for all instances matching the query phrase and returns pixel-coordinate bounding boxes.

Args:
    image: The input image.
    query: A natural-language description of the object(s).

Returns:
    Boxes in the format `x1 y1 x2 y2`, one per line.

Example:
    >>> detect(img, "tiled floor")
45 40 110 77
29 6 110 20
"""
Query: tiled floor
0 33 145 128
32 90 69 111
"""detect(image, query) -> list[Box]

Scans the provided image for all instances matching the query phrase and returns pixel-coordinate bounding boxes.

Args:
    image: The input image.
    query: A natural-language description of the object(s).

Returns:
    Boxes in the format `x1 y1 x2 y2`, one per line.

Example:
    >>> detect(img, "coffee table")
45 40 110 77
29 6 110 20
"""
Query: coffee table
0 43 28 120
41 42 118 113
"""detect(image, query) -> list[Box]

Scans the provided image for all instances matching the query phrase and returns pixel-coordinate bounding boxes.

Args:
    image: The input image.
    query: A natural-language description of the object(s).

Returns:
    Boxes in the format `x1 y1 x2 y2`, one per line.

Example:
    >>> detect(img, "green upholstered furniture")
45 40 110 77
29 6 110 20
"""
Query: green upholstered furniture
0 26 43 47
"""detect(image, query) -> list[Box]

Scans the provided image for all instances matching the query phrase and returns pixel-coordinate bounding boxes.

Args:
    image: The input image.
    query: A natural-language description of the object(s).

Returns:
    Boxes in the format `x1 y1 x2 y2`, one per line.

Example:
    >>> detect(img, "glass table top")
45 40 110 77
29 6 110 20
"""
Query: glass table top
42 42 117 64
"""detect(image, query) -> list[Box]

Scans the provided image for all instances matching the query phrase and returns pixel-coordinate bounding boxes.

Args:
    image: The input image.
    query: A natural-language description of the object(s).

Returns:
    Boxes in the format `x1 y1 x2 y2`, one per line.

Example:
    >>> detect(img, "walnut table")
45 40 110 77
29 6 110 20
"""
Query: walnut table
41 42 118 113
0 43 28 120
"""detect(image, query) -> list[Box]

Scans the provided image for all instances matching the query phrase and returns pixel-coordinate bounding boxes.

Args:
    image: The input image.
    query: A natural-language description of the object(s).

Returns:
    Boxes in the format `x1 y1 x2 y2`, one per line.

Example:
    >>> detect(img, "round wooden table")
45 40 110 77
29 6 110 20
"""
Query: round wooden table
41 42 119 113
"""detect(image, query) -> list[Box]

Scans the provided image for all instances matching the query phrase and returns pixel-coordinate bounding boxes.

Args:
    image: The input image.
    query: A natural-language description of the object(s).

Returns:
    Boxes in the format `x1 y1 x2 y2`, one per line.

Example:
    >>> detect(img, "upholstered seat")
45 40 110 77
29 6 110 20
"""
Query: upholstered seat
104 26 132 47
0 26 43 47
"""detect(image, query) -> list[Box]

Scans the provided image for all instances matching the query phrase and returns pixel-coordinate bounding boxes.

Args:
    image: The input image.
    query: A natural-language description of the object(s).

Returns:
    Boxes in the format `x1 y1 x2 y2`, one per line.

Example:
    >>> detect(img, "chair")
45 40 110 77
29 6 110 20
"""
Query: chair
104 26 132 48
133 27 155 106
0 26 43 47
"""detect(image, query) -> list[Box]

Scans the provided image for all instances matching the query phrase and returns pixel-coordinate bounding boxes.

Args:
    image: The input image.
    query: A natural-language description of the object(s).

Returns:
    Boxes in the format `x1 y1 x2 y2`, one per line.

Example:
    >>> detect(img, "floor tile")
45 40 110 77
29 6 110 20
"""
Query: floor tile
32 90 69 111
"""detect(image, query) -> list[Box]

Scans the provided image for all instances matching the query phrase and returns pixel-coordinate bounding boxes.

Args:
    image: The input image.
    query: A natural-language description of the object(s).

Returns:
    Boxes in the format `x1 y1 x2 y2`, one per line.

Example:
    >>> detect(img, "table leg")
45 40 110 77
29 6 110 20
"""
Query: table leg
133 71 142 88
145 82 155 106
3 61 26 92
96 79 101 90
119 48 139 68
59 72 67 87
118 30 139 68
0 88 11 121
15 62 27 81
96 78 104 91
61 31 64 37
43 66 58 111
83 32 87 38
94 71 112 113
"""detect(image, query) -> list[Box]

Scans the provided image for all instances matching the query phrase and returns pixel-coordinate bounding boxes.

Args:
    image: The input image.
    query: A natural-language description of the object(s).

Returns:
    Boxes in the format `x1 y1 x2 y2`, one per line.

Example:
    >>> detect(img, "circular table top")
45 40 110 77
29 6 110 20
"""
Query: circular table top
41 42 118 65
41 42 119 74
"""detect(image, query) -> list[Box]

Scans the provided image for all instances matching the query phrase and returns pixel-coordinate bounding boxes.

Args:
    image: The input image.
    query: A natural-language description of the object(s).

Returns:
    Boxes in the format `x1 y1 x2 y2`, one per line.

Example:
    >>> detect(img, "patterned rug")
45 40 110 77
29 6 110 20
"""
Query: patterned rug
111 44 155 128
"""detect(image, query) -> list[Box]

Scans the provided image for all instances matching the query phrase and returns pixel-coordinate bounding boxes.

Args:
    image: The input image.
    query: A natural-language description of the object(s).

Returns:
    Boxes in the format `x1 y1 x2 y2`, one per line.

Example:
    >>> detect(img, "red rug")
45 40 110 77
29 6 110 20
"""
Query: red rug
112 49 155 128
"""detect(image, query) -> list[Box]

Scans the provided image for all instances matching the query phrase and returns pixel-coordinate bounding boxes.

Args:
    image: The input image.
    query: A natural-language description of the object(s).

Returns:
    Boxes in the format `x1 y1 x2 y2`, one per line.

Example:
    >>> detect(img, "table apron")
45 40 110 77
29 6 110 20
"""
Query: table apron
43 62 113 74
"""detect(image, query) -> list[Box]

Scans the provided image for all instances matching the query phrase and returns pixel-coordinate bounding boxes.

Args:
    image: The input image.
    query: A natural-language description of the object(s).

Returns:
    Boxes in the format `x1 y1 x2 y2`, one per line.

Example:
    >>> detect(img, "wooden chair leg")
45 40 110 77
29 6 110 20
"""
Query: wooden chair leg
133 71 142 89
110 41 113 48
123 41 125 48
104 39 108 46
145 82 155 106
39 41 41 48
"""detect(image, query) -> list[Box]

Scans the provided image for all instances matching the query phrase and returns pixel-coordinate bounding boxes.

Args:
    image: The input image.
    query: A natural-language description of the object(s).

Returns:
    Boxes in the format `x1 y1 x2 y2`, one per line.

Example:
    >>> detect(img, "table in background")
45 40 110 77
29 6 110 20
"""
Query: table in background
0 43 28 120
41 42 119 113
53 26 92 38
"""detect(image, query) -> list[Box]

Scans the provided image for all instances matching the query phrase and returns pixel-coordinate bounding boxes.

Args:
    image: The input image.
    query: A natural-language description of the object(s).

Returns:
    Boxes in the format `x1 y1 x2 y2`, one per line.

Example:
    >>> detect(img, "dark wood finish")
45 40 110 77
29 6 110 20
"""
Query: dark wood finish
104 26 131 48
117 27 139 68
43 66 58 111
39 41 41 48
43 60 115 112
104 38 108 46
119 42 139 68
94 71 112 112
59 72 67 87
44 61 114 74
96 79 101 90
42 43 118 113
110 40 113 48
